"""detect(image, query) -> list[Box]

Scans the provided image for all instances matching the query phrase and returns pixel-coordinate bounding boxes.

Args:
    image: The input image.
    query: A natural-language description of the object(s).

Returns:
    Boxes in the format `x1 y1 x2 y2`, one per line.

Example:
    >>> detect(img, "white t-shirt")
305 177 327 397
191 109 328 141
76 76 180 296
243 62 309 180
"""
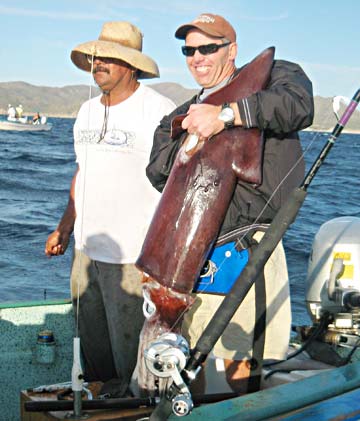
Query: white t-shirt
73 84 176 264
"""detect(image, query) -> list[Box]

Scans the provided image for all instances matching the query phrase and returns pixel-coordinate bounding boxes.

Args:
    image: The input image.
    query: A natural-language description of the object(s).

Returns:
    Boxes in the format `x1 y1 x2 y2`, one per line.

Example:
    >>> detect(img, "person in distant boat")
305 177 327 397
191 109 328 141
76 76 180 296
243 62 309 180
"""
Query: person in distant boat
15 104 23 118
32 112 41 124
7 104 16 120
146 13 314 395
44 21 175 398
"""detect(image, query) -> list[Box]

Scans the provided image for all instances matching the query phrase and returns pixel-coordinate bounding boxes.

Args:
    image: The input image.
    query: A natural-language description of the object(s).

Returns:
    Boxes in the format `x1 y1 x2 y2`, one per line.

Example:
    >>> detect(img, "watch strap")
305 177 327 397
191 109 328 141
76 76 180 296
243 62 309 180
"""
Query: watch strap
221 102 235 129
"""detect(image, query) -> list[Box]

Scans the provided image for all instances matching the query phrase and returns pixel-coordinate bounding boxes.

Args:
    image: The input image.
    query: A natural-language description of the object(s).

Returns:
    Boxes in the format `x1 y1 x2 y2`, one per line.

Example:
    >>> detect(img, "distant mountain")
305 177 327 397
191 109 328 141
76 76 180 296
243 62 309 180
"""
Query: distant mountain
150 82 198 106
310 95 360 132
0 81 359 131
0 81 194 118
0 81 96 118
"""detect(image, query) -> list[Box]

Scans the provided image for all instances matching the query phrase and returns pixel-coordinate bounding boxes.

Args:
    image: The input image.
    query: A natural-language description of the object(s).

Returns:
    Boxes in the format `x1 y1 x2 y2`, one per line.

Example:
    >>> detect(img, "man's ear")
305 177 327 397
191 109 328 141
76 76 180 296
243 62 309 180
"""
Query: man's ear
229 42 237 61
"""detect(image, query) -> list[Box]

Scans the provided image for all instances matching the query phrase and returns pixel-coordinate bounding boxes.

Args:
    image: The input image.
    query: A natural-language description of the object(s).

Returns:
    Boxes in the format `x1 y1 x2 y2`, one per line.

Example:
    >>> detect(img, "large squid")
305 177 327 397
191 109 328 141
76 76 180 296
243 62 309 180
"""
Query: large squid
135 47 275 394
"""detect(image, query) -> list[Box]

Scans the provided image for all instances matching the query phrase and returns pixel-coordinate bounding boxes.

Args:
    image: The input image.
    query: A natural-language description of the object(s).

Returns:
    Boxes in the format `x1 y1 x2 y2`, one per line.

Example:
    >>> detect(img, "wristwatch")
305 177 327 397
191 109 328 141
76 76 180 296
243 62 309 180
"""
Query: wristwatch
218 102 235 129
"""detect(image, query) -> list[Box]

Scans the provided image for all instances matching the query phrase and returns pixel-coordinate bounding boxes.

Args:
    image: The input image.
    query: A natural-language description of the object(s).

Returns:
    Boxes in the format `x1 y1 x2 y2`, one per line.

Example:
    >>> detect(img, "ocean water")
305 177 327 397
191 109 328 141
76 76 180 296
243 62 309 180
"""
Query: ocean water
0 117 359 326
0 118 76 303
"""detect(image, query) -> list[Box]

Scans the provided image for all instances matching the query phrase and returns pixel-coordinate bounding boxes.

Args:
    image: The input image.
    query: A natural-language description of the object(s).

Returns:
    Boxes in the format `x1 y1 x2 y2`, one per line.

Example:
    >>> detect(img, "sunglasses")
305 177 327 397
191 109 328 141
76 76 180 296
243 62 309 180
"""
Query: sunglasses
181 42 231 57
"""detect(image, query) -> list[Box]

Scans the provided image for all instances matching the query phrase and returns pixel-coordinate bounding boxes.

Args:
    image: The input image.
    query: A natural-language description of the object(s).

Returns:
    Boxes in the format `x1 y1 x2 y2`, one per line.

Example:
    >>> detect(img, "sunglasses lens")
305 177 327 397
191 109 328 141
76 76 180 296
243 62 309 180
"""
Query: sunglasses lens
199 44 219 55
182 46 195 56
182 43 230 57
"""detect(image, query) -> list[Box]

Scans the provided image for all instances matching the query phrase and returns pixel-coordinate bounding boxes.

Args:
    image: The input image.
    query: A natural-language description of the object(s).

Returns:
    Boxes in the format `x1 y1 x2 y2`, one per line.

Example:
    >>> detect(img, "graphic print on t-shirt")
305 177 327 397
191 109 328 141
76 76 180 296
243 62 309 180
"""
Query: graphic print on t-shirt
76 128 135 148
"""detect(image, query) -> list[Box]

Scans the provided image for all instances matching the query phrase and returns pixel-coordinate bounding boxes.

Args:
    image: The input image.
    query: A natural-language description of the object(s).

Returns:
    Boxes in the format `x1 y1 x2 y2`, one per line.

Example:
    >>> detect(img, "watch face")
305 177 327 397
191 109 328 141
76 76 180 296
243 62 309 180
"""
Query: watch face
219 107 235 123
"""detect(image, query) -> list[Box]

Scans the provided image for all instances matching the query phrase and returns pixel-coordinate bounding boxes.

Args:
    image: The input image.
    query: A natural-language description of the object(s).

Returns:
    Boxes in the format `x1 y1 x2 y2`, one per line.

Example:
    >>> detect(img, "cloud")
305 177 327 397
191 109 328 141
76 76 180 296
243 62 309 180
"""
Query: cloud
0 1 196 22
0 5 112 20
304 62 360 73
0 2 289 22
301 62 360 97
102 0 208 14
235 12 289 22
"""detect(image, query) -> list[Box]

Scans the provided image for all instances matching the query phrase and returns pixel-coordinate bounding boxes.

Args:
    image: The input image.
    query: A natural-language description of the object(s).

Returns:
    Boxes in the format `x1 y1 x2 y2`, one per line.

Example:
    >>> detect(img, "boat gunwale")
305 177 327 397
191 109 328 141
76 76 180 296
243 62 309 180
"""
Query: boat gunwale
0 298 71 310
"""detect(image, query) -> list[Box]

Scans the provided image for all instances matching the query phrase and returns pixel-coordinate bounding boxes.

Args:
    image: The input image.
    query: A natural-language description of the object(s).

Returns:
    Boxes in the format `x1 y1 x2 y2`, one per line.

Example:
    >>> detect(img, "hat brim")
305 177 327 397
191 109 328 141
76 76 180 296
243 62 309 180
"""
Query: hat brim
71 40 159 79
175 24 224 40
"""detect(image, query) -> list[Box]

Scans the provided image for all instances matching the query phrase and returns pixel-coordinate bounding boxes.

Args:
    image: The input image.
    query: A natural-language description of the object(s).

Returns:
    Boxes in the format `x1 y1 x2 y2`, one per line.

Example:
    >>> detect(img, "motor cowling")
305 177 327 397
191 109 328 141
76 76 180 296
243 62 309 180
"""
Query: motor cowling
306 216 360 324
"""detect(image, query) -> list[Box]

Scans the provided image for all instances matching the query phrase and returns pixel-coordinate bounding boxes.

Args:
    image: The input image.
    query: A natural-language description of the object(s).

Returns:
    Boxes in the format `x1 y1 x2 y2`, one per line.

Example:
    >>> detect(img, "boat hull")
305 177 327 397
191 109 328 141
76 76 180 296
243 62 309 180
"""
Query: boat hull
0 121 52 131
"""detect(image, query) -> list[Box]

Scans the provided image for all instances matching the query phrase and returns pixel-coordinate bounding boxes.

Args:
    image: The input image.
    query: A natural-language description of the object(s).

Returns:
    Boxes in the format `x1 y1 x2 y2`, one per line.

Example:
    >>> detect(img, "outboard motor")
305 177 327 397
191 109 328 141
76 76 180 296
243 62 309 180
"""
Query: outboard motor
305 216 360 348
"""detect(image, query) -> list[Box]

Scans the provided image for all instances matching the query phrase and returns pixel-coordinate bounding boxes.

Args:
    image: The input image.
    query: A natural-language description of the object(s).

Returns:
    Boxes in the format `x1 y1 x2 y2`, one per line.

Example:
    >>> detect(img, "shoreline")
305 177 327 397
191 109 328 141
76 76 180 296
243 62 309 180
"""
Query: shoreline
303 127 360 134
1 113 359 134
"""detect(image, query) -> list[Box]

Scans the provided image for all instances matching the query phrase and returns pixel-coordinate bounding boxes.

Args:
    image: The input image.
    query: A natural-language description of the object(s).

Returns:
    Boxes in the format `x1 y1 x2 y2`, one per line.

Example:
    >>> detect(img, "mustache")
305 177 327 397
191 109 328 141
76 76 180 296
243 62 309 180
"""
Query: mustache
93 66 110 74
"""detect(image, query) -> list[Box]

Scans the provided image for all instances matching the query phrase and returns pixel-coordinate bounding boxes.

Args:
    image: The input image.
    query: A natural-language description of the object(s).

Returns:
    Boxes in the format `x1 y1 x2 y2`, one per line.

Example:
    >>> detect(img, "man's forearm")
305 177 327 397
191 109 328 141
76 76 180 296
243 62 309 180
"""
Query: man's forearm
57 169 78 234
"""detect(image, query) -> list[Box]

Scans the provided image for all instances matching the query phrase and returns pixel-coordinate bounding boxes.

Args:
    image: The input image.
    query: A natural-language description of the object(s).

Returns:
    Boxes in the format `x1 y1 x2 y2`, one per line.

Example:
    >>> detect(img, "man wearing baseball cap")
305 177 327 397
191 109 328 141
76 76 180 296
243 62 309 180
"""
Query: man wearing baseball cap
45 21 175 397
146 13 314 394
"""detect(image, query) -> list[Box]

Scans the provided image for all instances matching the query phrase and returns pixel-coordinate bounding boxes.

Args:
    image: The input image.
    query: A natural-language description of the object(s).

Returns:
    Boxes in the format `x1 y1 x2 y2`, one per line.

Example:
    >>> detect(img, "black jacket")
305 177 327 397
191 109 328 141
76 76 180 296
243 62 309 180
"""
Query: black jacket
146 59 314 236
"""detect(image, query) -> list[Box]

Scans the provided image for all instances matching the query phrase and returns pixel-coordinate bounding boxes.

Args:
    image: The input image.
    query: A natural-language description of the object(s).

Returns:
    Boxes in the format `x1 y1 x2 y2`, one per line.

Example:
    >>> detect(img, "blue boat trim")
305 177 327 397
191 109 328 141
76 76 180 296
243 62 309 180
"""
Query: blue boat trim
169 361 360 420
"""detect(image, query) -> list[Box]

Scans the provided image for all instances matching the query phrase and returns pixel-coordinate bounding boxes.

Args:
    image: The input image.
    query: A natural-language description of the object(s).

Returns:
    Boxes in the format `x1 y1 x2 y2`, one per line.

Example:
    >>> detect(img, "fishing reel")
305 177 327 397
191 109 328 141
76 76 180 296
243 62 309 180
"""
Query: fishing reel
144 332 194 416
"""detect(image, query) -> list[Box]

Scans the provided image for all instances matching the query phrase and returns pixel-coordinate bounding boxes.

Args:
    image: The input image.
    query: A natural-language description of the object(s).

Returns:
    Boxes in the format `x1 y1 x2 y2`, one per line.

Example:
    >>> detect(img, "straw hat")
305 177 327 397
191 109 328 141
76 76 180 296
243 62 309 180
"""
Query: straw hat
71 21 159 79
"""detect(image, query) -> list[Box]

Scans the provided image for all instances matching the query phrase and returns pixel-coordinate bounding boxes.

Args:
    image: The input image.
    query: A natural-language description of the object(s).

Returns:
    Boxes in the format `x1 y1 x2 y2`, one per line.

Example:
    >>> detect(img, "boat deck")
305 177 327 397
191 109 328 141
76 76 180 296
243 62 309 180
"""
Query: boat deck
4 301 360 421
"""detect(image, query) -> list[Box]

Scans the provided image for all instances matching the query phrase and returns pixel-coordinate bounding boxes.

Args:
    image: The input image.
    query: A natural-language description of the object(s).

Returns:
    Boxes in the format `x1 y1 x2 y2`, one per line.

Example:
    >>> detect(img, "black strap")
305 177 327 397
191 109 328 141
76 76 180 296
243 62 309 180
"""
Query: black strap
216 223 270 249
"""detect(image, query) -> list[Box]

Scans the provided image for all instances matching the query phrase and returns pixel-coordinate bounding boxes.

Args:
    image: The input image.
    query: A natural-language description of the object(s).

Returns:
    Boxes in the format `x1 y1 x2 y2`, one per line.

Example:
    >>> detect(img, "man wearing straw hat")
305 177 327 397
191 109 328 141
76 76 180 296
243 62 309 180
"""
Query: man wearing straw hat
45 21 175 397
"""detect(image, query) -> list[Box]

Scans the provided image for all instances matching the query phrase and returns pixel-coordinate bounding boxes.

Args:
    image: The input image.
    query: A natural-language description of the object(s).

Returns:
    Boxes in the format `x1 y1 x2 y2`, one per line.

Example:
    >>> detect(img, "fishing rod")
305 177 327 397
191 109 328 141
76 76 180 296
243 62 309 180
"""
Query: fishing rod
24 391 237 413
149 88 360 420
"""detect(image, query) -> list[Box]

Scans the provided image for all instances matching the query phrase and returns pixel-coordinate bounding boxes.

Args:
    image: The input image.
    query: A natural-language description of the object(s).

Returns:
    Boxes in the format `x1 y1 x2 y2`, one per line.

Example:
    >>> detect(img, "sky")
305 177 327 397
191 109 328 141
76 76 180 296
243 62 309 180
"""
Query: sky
0 0 359 98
